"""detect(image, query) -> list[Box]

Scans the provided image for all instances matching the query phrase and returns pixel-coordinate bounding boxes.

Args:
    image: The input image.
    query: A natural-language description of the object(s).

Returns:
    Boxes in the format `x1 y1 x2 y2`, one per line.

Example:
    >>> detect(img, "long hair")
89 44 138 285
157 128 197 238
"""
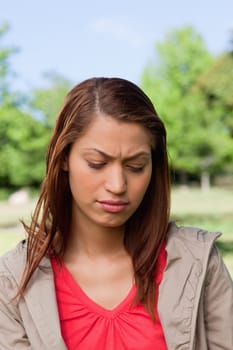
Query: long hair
18 77 170 318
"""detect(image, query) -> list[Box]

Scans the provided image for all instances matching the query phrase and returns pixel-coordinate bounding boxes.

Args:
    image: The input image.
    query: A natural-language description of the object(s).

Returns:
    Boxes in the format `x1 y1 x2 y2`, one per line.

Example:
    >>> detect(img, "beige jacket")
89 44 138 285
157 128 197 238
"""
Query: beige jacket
0 223 232 350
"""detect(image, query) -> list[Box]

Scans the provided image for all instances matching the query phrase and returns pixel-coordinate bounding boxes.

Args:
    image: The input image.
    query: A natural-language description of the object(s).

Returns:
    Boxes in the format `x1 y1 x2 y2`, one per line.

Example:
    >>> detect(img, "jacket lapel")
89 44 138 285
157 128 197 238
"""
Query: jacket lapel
24 265 67 350
6 243 67 350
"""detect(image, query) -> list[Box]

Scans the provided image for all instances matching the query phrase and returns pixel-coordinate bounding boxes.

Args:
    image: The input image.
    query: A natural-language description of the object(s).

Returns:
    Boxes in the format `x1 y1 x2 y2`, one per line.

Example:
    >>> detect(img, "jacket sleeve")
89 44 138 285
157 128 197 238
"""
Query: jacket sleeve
0 272 32 350
204 245 233 349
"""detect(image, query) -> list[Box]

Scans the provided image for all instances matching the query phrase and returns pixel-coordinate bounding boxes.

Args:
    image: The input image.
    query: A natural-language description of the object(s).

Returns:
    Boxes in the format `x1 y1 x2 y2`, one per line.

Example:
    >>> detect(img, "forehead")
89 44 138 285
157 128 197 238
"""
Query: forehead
72 114 153 156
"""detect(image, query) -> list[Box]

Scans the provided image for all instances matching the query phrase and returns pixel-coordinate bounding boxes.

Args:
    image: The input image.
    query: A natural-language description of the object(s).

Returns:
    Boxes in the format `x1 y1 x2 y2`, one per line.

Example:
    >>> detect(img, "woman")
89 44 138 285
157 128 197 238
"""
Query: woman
0 77 232 350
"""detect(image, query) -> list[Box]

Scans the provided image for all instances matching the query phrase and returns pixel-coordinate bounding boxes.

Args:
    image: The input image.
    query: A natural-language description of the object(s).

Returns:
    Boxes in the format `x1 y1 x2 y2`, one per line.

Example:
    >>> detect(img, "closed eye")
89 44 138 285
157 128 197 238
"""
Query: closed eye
87 161 146 172
87 161 106 169
127 165 145 173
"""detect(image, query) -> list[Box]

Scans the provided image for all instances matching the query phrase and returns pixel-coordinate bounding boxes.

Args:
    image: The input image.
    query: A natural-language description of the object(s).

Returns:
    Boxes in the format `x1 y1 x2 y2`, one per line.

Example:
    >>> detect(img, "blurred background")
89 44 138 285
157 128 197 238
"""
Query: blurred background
0 0 232 275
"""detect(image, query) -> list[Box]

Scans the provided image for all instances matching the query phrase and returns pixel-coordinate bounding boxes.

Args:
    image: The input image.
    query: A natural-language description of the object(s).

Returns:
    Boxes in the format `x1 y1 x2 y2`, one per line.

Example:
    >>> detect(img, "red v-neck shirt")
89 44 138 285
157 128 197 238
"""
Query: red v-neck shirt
51 243 167 350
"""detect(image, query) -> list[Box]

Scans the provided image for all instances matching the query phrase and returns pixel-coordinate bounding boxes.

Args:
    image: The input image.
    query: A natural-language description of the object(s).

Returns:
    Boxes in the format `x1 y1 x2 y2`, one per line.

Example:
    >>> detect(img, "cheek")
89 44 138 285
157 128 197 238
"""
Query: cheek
68 163 89 195
68 162 101 200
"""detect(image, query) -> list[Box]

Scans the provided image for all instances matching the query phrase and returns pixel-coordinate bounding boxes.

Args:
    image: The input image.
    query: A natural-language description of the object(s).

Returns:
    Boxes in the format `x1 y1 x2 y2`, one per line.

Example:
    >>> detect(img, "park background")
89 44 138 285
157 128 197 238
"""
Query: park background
0 1 233 276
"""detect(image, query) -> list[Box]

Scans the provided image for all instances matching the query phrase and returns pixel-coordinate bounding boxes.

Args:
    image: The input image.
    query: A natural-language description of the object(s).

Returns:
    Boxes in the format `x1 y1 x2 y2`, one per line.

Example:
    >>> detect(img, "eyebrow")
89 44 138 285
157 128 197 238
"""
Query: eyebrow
83 148 151 161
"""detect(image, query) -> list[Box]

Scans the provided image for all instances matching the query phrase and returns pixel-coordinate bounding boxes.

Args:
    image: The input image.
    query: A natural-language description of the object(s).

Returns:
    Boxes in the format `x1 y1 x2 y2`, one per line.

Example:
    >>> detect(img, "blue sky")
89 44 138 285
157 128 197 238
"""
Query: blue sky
1 0 233 92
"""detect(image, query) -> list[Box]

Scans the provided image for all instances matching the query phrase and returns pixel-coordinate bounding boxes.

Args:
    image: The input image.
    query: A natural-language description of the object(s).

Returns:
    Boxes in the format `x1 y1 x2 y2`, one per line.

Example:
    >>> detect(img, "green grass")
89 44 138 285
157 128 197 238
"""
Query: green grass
171 187 233 277
171 187 233 243
0 187 232 276
0 198 35 254
0 230 26 255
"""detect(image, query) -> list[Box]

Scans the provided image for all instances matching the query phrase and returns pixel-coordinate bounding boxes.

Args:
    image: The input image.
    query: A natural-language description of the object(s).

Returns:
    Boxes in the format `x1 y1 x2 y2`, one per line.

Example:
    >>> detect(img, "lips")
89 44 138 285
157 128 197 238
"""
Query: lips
99 200 128 205
97 200 128 213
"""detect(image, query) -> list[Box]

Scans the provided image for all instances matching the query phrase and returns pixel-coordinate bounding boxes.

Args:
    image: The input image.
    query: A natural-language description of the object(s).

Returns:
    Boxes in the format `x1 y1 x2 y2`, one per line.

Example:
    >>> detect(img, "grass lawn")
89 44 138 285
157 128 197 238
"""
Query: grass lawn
0 187 232 276
170 187 233 277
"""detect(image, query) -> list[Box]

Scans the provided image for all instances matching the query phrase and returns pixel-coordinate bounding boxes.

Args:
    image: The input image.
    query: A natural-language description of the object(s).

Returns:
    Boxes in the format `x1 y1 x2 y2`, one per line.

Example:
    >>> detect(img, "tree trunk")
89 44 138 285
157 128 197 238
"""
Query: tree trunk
201 170 210 191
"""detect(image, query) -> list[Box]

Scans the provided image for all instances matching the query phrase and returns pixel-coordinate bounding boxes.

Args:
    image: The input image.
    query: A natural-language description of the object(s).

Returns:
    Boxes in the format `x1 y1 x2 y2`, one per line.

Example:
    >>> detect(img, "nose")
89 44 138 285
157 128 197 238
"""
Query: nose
104 165 127 194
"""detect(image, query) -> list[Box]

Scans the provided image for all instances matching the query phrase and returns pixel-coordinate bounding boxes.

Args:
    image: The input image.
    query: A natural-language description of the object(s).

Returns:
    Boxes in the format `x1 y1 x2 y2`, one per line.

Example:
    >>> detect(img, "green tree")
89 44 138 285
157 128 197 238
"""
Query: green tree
0 23 48 188
27 73 73 178
0 24 72 189
0 107 47 187
141 26 229 189
30 72 72 128
194 33 233 179
0 22 19 106
196 52 233 136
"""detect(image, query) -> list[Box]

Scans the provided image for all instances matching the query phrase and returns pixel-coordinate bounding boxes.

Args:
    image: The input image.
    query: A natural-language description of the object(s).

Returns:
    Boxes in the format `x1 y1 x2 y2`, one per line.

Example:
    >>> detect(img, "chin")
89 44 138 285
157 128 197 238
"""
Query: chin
100 220 127 228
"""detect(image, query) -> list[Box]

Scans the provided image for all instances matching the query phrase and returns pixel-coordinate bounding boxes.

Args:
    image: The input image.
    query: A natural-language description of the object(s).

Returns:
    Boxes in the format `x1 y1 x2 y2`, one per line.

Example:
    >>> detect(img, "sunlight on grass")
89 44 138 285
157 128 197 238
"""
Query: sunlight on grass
171 187 233 215
0 229 25 255
171 187 233 237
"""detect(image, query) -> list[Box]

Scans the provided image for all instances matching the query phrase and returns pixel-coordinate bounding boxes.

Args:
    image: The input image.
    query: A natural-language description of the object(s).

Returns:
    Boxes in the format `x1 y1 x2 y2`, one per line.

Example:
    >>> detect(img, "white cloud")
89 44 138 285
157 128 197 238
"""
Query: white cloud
90 17 145 48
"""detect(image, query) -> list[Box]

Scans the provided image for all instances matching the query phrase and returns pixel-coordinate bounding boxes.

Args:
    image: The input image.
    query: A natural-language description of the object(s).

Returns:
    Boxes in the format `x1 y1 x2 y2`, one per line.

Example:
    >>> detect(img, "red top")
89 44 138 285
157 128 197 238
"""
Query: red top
51 243 167 350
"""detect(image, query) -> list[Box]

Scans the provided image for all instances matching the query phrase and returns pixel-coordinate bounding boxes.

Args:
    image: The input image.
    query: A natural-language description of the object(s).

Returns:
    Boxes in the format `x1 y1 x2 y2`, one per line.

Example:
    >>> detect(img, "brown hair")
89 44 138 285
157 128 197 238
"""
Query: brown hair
19 77 170 318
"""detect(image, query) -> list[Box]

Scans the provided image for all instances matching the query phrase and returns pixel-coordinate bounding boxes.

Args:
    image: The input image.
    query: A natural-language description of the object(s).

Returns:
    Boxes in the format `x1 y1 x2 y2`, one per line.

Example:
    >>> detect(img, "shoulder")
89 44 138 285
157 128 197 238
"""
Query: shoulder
167 221 221 244
0 241 27 294
166 221 221 256
0 240 27 273
166 222 232 282
0 240 52 288
205 244 233 287
165 221 223 273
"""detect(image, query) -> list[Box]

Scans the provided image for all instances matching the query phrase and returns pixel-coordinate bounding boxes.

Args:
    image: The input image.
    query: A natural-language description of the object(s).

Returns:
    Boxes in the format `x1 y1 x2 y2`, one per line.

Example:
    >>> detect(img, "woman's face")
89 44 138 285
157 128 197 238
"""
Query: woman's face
66 113 152 230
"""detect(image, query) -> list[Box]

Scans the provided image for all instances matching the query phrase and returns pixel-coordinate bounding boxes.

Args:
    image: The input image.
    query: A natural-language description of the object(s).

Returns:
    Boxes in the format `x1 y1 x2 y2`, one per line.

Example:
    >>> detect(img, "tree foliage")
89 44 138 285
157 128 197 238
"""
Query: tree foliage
0 24 71 188
0 22 19 105
141 26 233 187
196 52 233 137
0 108 46 186
29 72 72 128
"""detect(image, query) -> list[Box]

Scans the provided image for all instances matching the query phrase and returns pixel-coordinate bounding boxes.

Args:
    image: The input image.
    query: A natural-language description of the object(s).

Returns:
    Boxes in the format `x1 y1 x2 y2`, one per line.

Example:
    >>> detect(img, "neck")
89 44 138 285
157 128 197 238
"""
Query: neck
65 216 126 259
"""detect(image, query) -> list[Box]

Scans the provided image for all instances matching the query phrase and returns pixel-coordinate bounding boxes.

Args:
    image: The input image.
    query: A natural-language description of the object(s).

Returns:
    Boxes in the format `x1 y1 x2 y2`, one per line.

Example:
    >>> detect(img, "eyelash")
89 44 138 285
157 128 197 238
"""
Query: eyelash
127 165 145 173
87 162 145 173
87 162 106 169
